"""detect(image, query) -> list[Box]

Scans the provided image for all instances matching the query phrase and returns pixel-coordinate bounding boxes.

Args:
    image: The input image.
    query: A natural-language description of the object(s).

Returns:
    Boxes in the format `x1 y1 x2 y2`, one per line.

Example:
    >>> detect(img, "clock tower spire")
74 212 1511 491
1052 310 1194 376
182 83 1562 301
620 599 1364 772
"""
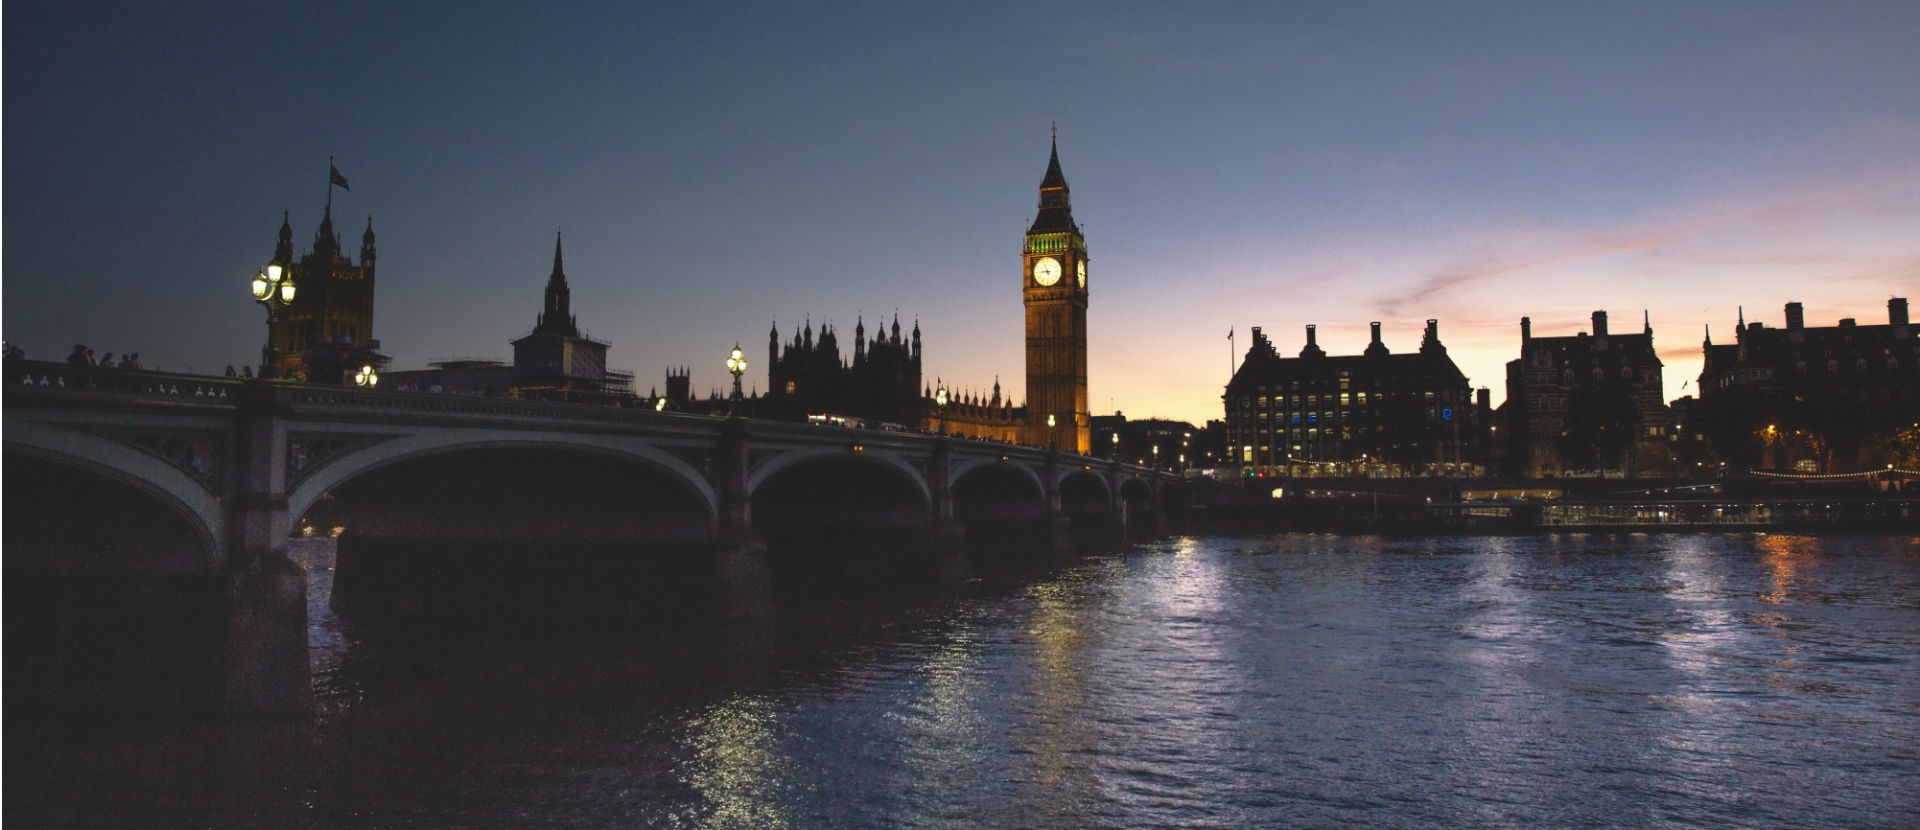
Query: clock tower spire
1023 132 1090 453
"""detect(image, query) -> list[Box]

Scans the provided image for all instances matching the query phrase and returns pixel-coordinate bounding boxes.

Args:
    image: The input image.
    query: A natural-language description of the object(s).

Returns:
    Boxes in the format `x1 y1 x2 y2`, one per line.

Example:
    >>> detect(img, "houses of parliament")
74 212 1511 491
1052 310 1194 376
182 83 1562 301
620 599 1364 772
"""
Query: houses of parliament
296 138 1098 454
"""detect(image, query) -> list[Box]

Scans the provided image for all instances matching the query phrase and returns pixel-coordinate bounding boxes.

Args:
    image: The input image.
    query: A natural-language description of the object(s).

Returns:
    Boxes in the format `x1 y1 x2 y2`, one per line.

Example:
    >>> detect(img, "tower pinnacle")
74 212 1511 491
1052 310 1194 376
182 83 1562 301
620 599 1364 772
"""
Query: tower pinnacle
534 230 577 336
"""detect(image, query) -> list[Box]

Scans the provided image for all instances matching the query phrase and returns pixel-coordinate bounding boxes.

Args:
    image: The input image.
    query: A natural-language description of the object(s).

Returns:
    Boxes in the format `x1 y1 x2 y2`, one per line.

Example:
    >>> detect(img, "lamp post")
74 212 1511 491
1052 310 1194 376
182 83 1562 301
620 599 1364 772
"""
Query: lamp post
1153 443 1160 470
1111 430 1120 462
725 343 747 417
352 364 378 388
935 384 949 435
1047 413 1057 451
248 263 297 379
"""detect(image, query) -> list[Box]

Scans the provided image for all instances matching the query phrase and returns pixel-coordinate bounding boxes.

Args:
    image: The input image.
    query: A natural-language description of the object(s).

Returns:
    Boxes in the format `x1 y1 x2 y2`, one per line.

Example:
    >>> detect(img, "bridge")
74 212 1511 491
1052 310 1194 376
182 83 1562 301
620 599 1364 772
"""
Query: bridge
4 360 1184 715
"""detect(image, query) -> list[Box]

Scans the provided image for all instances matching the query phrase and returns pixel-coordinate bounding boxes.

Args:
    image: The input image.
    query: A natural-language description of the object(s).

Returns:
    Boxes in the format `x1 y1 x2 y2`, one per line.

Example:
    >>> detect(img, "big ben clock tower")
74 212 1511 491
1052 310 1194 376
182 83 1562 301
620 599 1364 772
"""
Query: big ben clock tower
1023 135 1091 453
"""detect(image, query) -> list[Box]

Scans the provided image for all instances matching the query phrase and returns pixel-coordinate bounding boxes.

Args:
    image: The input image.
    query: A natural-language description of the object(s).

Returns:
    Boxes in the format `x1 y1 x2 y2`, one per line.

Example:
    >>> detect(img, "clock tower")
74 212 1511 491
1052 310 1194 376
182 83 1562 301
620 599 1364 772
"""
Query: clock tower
1023 135 1090 453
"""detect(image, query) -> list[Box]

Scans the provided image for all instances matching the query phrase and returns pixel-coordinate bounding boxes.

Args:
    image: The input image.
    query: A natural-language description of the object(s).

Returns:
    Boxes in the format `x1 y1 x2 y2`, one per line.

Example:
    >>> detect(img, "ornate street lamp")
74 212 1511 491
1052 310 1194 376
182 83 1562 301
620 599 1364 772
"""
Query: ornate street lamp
1111 430 1120 462
353 364 378 388
935 383 949 435
248 263 296 379
1047 413 1057 451
725 343 747 416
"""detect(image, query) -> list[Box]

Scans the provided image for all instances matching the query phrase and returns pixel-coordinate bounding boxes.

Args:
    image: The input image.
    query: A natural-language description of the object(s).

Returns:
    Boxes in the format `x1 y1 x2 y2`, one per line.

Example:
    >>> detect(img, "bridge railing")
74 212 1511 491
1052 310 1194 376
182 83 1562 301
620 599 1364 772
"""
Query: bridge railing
5 360 242 405
285 384 712 427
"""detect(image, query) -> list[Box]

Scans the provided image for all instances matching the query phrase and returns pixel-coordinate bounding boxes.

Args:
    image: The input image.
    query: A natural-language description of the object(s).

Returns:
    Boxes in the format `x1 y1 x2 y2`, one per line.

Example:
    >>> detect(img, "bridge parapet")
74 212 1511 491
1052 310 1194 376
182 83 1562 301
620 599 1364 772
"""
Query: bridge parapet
8 361 241 407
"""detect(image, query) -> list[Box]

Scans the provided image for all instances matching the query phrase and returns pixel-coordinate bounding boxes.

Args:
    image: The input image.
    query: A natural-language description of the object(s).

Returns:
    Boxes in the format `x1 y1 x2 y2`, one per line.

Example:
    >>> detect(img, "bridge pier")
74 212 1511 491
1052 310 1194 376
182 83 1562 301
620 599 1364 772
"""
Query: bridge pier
716 418 773 620
224 383 312 717
929 437 971 583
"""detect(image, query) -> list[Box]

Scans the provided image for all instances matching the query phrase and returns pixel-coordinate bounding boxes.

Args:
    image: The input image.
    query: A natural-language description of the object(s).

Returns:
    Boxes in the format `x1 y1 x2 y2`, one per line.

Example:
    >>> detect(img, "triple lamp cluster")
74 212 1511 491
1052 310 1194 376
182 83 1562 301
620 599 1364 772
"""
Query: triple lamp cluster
249 264 377 387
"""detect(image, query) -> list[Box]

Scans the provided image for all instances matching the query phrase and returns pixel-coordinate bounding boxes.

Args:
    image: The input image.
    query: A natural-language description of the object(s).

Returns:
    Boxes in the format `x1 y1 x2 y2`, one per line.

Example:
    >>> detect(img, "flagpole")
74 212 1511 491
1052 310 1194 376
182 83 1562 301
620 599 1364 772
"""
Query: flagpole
327 155 334 209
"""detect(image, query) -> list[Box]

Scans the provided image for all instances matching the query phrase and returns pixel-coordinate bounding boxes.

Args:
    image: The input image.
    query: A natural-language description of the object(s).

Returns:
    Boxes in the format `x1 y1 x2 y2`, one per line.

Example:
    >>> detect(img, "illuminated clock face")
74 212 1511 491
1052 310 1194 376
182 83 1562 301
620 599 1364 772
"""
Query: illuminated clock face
1033 257 1062 286
1076 259 1087 288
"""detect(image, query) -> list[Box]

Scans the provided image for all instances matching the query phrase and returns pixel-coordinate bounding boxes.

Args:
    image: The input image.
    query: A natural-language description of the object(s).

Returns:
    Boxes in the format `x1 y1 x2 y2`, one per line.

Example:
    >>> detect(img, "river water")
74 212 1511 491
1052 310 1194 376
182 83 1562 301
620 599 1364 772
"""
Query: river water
18 533 1920 828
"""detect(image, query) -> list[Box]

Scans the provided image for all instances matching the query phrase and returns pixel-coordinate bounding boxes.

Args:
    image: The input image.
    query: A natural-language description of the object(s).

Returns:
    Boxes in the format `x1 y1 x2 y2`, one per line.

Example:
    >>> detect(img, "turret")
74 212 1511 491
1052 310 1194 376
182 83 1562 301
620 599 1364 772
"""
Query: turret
361 216 377 268
274 211 295 265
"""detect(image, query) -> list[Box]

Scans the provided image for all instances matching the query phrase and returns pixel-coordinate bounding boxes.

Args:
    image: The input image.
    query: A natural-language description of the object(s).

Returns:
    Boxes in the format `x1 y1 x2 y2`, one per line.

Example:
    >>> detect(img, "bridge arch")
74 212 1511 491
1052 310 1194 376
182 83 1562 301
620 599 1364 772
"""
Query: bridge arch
4 446 225 714
286 429 720 536
3 431 223 569
948 455 1047 498
746 445 932 508
305 436 721 618
749 448 938 597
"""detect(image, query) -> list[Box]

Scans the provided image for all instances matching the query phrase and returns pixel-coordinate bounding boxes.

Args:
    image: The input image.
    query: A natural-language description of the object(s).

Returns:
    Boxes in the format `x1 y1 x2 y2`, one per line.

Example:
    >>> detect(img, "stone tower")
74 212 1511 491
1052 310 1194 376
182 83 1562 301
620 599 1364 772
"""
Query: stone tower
1022 134 1090 453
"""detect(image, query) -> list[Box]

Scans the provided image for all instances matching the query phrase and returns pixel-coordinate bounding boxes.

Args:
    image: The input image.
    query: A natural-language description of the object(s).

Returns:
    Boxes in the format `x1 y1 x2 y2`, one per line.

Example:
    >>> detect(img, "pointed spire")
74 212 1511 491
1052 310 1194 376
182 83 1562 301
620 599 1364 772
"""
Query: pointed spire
1040 130 1067 191
274 210 295 264
1703 324 1712 347
360 216 377 264
1644 309 1652 336
313 201 338 260
1028 132 1080 235
534 230 577 336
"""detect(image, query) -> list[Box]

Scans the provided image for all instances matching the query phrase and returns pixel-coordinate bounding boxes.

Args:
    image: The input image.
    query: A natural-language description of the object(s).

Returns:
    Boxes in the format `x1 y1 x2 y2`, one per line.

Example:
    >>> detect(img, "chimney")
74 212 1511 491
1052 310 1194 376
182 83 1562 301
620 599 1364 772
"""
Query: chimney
1521 316 1532 343
1839 318 1856 327
1371 322 1382 345
1785 301 1804 330
1306 324 1317 348
1892 297 1910 327
1591 310 1608 338
1421 319 1443 354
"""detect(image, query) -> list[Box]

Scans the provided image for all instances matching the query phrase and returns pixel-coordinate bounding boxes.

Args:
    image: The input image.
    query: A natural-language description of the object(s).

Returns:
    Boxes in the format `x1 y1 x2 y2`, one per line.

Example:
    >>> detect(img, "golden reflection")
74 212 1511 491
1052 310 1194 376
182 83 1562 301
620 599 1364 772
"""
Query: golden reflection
1757 534 1821 607
912 630 983 748
1022 575 1100 817
678 695 791 830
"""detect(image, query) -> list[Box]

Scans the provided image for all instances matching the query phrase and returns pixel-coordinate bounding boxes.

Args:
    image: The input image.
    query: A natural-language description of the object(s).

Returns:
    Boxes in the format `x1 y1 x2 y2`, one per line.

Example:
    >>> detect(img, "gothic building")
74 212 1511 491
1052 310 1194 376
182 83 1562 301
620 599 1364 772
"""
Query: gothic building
509 232 631 401
267 205 382 381
1696 298 1915 471
1502 311 1668 477
1022 135 1091 452
930 377 1024 442
1226 321 1476 476
385 233 631 401
760 314 923 426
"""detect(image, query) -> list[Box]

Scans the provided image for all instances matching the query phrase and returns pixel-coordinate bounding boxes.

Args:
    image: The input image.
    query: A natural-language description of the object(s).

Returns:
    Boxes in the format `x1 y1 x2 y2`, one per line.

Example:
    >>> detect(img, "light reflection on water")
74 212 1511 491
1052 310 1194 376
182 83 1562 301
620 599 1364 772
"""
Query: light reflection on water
20 533 1920 829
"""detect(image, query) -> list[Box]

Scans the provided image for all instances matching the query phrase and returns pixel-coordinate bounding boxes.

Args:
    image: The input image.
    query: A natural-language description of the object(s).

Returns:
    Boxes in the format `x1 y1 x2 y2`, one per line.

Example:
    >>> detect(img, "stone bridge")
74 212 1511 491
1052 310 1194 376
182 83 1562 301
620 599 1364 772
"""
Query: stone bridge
4 361 1184 715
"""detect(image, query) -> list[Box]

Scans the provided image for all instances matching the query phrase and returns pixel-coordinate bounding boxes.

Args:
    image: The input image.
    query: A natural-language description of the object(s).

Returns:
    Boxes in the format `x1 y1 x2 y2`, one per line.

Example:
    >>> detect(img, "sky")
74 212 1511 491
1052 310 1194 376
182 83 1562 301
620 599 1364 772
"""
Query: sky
5 1 1917 426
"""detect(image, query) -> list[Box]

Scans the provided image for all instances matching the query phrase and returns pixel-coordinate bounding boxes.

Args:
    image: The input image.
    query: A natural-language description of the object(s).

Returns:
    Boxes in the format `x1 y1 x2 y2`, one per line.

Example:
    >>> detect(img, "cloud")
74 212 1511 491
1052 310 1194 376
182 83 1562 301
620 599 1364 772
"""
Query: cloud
1371 167 1920 316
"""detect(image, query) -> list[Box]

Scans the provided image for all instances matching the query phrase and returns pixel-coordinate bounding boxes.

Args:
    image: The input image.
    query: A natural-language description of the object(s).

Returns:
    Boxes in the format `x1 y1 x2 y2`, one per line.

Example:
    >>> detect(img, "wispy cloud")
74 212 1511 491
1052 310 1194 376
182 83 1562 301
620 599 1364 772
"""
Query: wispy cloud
1370 168 1920 316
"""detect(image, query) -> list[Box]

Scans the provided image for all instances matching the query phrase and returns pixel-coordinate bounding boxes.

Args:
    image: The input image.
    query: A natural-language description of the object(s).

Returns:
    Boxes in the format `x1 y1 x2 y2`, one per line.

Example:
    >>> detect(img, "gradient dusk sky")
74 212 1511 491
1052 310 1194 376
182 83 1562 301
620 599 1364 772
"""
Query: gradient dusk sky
6 1 1916 426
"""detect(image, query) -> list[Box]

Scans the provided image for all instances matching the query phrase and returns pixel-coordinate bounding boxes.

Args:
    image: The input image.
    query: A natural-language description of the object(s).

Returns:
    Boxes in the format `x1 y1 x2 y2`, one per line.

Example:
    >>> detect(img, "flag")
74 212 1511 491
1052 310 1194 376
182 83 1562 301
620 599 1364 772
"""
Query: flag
330 164 350 190
1229 326 1235 341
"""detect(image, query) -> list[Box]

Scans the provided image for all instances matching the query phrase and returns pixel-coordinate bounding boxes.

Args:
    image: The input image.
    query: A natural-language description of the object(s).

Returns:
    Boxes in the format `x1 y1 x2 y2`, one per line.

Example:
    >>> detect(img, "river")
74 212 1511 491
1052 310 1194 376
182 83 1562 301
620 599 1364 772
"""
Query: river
13 533 1920 828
